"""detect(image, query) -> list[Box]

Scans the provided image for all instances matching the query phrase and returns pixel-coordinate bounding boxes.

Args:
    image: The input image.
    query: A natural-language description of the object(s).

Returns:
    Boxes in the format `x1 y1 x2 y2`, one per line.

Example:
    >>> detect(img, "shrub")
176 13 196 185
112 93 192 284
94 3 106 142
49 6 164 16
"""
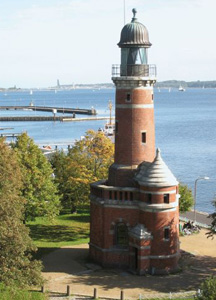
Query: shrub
195 276 216 300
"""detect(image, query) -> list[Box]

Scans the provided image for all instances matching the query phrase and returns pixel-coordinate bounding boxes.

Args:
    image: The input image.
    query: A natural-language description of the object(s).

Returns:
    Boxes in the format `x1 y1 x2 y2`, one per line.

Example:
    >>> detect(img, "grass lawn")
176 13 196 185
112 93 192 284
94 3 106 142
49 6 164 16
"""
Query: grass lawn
27 207 90 250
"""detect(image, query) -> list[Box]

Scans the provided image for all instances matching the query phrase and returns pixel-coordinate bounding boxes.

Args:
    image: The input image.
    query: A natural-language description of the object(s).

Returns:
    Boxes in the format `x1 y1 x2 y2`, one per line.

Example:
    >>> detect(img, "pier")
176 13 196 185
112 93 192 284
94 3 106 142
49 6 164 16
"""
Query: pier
0 132 22 138
0 116 110 122
0 105 97 115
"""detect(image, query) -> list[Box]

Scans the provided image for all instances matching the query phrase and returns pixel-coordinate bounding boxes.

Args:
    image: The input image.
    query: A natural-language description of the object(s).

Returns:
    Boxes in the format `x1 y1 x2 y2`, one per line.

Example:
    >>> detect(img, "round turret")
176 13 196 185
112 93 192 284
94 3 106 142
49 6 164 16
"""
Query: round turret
118 8 152 48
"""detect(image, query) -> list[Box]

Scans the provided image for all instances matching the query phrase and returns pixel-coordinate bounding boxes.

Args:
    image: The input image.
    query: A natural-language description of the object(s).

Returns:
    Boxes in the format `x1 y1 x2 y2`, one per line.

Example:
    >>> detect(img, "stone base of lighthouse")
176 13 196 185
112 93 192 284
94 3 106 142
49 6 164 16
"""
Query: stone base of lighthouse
89 167 180 275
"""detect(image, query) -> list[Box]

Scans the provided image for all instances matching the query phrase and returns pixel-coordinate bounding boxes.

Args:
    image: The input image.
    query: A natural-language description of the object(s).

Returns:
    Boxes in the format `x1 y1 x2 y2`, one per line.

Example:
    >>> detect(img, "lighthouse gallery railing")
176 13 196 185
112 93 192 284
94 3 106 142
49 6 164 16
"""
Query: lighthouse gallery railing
112 64 157 77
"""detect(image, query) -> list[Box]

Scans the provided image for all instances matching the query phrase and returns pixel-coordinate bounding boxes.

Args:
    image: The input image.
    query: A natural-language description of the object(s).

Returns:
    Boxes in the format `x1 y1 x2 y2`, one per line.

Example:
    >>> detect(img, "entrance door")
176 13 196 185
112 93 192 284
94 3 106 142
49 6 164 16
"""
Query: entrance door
130 247 138 273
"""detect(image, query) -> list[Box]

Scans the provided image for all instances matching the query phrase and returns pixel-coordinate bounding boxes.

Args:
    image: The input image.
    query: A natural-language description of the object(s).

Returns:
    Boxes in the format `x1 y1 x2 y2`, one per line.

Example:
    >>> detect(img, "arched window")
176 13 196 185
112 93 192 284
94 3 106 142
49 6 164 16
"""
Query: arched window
116 223 128 247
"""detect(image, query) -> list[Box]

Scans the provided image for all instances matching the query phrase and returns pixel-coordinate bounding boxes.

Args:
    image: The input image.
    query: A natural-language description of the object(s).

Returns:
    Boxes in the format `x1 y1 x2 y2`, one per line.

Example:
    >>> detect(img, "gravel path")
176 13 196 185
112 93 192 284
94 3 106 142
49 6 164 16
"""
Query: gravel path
42 229 216 300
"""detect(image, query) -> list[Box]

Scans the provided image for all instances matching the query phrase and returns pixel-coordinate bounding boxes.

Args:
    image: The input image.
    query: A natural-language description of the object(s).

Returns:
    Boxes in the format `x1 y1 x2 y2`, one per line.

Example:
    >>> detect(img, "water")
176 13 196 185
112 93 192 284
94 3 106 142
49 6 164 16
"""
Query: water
0 88 215 214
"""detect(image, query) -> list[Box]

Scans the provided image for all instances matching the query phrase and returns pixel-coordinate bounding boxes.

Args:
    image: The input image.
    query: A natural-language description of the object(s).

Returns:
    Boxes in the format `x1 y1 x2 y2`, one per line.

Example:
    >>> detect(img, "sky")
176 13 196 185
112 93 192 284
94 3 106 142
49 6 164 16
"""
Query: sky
0 0 216 88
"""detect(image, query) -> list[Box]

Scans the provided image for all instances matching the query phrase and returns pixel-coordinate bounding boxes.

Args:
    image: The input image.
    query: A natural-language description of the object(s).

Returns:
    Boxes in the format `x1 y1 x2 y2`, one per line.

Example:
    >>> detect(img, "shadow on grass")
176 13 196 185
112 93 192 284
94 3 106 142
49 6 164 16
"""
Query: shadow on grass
28 224 89 243
59 214 90 223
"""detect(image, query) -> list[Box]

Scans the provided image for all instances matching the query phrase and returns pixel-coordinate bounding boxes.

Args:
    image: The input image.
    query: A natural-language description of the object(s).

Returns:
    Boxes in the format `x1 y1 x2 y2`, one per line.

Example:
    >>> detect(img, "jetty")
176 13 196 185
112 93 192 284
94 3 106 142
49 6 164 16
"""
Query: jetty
0 132 22 138
0 105 97 115
0 116 111 122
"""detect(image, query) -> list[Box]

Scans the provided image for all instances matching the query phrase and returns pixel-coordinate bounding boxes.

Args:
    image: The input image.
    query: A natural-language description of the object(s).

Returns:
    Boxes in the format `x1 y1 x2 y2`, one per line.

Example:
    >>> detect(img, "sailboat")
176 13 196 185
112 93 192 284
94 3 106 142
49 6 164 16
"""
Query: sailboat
30 90 33 95
178 85 185 92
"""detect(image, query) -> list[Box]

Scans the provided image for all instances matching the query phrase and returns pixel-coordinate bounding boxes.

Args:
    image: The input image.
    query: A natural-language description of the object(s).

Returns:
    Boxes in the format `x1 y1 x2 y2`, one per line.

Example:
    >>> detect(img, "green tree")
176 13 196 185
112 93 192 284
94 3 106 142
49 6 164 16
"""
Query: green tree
0 139 42 287
51 130 114 212
12 133 61 221
179 183 194 213
195 276 216 300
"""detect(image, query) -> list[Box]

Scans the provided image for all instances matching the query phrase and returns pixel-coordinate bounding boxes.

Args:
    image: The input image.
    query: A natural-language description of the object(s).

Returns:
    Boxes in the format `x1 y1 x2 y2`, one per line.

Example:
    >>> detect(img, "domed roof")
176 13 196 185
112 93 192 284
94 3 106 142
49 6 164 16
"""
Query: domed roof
135 149 178 187
118 8 152 48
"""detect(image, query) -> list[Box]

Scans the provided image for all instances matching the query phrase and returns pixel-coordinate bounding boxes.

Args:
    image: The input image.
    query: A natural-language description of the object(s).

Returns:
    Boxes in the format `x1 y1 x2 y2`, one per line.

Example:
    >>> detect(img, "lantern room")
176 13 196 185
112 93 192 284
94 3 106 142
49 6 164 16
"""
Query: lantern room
118 9 152 77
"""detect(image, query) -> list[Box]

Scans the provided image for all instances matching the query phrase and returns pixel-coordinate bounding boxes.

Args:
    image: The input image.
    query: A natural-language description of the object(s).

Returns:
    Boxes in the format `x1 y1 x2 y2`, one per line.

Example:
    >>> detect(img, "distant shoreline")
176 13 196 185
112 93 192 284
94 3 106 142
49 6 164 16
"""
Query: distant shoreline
1 80 216 91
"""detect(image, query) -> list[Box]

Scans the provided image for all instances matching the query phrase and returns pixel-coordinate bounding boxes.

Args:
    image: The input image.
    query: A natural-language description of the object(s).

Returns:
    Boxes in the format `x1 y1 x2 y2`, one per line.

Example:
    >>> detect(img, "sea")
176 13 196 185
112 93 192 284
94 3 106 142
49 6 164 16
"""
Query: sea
0 87 215 214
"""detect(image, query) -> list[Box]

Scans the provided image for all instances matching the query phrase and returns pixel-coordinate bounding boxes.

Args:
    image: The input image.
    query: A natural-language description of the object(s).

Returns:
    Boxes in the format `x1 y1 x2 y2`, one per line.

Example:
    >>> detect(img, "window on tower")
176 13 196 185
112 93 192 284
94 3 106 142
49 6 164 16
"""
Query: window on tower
125 192 128 201
147 194 152 204
142 132 146 144
164 194 170 204
126 93 131 102
115 121 118 134
164 227 170 241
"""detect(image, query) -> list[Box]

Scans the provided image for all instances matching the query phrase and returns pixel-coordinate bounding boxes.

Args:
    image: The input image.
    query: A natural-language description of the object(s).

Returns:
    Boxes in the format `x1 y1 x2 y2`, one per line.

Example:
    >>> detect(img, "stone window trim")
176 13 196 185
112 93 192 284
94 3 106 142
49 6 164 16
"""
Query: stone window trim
163 226 170 241
109 220 130 248
110 219 130 233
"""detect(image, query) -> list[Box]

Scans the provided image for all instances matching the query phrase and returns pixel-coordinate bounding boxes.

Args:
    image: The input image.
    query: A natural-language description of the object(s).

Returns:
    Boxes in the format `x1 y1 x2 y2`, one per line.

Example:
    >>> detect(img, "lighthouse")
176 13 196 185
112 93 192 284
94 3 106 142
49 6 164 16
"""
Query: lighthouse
89 9 180 275
108 8 156 187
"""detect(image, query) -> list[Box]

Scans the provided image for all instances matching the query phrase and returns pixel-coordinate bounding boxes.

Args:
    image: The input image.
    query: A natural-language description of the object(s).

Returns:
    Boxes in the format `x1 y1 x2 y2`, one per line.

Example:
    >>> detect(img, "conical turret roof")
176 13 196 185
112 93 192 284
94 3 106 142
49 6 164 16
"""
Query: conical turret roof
135 149 178 187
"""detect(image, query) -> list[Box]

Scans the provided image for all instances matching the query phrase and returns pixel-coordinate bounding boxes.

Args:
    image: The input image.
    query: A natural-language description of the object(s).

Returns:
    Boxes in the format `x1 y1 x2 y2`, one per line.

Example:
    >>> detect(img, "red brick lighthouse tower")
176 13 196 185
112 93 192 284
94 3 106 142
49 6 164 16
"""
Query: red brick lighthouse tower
89 9 180 275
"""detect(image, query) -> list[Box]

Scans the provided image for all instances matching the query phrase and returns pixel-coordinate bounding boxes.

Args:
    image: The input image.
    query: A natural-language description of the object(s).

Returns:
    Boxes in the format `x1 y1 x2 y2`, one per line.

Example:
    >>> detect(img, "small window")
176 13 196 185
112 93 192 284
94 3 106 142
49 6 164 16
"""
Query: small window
114 191 117 200
164 228 170 240
142 132 146 144
116 223 128 246
148 194 152 204
115 121 118 134
130 192 133 201
125 192 128 201
119 191 123 201
109 191 112 200
164 194 170 204
126 93 131 102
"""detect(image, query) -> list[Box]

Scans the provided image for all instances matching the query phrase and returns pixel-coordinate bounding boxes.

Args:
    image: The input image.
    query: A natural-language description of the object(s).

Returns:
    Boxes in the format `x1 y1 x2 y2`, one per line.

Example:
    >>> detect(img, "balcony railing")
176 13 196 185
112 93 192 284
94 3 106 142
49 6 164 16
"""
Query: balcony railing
112 64 157 78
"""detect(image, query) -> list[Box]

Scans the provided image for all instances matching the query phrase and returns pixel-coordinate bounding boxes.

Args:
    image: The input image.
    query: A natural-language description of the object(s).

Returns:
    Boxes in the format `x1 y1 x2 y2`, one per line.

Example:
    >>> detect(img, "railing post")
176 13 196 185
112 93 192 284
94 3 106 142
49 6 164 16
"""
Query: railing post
120 290 124 300
66 285 70 296
41 286 45 293
93 288 98 299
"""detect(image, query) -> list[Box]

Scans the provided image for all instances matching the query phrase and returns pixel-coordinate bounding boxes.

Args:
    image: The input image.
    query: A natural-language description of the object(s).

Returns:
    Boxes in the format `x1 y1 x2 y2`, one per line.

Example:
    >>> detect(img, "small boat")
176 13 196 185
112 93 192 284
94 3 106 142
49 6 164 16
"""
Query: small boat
40 145 55 155
179 85 185 92
30 90 33 95
104 123 115 136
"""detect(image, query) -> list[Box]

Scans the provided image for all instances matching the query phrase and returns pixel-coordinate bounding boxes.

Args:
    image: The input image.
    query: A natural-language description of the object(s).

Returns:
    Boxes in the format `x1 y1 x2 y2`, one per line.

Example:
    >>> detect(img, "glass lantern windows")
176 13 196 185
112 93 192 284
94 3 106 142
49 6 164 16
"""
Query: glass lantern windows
127 48 147 65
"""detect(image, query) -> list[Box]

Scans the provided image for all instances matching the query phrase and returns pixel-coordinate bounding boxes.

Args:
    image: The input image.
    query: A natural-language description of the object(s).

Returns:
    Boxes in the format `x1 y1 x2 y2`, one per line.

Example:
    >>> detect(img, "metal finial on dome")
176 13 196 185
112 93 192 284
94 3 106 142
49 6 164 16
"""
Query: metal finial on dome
156 148 161 155
132 8 137 21
132 8 137 17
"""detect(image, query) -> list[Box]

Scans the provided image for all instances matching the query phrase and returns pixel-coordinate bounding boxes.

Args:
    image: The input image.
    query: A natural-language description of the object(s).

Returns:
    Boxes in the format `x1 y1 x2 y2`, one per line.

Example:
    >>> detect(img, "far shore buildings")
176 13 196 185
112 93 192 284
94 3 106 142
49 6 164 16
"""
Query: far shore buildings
89 9 180 275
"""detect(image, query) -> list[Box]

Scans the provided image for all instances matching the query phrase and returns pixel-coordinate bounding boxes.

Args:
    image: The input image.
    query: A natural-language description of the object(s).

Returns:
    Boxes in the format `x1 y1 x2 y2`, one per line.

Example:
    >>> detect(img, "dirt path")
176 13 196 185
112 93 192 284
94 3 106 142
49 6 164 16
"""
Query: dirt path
42 229 216 299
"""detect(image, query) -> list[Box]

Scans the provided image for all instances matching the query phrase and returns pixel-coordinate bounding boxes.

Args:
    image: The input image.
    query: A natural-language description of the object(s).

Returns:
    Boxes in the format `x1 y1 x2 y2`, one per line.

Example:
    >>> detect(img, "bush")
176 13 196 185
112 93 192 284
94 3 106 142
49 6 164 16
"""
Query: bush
195 276 216 300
